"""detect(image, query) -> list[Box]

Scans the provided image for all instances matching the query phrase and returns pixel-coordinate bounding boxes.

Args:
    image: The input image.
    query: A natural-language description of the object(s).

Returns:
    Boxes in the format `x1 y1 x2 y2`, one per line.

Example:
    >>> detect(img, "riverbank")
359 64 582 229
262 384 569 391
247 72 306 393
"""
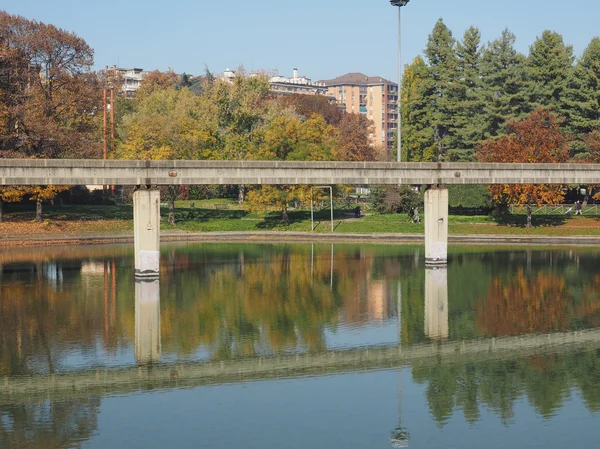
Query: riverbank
2 201 600 247
3 228 600 247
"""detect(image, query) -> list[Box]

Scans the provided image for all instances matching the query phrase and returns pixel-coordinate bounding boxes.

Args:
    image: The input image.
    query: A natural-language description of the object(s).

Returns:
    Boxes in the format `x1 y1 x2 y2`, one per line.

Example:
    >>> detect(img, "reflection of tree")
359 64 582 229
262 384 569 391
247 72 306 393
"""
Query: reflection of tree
0 397 100 449
413 350 600 427
0 260 130 376
146 244 417 359
477 269 569 336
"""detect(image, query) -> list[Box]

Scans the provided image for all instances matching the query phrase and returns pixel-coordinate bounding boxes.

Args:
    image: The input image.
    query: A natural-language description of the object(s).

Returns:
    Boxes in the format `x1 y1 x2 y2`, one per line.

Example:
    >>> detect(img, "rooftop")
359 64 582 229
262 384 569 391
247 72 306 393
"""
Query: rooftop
317 72 396 87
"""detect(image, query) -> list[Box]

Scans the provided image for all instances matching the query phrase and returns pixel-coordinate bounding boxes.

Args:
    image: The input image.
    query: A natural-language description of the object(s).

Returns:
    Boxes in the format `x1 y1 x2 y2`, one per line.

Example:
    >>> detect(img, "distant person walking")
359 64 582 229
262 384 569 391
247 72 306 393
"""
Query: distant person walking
412 207 420 224
575 200 583 215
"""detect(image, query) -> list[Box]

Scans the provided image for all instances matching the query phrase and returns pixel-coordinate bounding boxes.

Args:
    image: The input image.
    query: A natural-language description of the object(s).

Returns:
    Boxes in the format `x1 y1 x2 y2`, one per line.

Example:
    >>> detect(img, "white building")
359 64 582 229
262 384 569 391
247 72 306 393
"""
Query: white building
118 68 144 96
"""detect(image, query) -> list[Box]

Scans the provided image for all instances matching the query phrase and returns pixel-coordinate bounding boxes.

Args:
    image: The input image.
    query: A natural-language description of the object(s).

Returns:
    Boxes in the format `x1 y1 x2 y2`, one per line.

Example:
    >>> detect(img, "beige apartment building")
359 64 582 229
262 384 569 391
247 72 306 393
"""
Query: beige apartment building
318 73 399 151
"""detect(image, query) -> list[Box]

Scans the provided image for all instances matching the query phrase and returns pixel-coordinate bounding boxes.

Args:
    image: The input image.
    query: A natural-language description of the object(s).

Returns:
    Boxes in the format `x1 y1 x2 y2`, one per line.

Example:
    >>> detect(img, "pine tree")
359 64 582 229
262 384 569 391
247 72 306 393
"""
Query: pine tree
450 26 486 160
527 30 574 117
564 37 600 155
399 56 435 161
423 18 456 161
480 29 530 139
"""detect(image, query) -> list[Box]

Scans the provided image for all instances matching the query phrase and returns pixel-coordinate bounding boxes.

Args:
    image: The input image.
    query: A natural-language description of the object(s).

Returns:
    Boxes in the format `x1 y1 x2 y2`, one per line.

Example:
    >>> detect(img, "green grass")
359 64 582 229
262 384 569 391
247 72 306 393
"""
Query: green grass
5 201 600 236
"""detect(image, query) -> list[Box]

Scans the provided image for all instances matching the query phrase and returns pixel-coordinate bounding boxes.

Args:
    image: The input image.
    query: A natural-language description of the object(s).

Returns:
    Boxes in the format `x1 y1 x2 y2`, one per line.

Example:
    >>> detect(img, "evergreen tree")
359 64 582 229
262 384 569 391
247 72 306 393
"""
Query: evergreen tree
399 56 435 161
565 37 600 154
527 30 575 116
423 18 457 161
480 29 530 139
451 26 486 160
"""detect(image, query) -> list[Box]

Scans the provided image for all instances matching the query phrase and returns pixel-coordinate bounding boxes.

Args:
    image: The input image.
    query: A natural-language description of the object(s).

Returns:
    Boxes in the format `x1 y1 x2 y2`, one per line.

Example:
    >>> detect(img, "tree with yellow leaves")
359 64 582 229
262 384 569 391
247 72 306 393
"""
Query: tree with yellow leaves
244 113 335 222
0 186 25 222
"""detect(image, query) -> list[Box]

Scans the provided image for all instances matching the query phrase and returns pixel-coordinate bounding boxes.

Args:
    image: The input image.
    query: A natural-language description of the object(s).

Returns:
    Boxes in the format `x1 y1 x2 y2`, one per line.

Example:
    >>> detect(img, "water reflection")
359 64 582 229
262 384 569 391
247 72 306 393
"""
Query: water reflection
0 398 100 449
1 244 600 446
135 279 161 364
424 267 448 341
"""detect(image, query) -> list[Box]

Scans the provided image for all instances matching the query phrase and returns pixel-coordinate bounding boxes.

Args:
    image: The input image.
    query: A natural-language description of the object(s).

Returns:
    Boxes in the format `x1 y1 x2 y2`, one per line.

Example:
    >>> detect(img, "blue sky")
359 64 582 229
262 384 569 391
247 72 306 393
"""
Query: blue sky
7 0 599 82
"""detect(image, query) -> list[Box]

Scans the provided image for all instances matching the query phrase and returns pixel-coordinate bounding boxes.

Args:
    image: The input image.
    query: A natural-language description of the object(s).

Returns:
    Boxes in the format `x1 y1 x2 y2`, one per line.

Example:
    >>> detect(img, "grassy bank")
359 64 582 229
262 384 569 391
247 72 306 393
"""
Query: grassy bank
1 198 600 236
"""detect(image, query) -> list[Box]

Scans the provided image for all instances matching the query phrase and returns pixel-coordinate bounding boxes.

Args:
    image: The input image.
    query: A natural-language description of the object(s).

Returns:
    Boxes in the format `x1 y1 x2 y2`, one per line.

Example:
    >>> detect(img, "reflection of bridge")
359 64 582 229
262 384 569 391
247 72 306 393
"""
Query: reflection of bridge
3 327 600 405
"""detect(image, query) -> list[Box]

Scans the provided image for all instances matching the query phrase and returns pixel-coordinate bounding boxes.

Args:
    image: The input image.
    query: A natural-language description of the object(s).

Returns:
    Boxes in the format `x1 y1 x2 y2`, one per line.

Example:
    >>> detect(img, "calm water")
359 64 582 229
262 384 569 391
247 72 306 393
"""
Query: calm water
1 243 599 448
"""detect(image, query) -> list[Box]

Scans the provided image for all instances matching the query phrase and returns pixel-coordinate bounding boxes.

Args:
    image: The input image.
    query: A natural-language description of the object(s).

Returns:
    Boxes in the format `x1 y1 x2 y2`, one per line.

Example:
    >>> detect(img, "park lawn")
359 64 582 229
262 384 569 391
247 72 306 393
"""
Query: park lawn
2 202 600 236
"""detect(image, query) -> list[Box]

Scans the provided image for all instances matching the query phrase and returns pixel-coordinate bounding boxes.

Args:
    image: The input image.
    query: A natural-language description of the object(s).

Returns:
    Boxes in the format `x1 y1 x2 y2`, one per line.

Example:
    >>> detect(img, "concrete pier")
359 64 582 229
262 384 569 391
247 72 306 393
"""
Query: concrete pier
424 188 448 265
135 279 161 364
424 267 449 340
133 188 160 277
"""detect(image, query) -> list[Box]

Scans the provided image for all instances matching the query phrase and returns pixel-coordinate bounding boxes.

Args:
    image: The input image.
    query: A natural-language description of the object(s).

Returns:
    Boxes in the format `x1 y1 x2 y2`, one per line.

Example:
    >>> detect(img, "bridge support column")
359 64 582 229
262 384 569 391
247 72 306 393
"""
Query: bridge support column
135 279 161 364
424 267 448 340
133 188 160 277
424 188 448 265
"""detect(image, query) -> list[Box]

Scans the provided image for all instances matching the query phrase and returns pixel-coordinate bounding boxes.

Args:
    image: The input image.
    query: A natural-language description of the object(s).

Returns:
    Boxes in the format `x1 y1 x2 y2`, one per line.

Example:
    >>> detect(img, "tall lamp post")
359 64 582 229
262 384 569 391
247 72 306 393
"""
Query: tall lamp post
390 0 410 163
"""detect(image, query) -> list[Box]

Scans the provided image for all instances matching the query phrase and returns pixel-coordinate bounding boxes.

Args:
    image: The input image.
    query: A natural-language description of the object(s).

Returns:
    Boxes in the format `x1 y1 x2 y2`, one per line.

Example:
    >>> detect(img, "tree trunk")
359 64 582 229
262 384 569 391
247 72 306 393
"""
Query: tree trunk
36 199 43 223
0 199 3 223
281 208 289 224
584 187 591 205
526 203 532 228
168 186 176 225
238 184 245 206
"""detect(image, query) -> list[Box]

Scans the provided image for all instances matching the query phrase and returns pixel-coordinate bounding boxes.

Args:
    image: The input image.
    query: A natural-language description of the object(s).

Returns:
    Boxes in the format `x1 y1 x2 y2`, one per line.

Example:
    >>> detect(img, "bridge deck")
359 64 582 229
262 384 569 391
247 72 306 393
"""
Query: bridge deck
1 160 599 186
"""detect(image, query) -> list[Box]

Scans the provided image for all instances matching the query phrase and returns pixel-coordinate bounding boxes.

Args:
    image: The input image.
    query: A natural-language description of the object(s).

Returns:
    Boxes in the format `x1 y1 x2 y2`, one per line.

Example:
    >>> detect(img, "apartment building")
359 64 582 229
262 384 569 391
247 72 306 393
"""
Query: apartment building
318 73 399 150
117 67 144 96
220 67 335 100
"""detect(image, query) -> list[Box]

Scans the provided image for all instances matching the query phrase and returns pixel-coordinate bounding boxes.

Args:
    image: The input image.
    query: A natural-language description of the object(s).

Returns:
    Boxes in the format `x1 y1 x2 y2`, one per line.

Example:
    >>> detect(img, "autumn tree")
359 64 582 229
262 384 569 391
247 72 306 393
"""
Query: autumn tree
135 69 178 98
245 113 335 222
0 186 25 222
117 87 218 224
334 113 379 161
0 11 102 159
280 94 343 125
477 108 571 226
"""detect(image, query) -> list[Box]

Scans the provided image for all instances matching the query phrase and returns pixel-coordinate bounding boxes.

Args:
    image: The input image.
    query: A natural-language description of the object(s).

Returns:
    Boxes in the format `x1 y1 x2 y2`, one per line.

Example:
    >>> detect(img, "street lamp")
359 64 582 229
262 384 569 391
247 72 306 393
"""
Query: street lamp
390 0 410 163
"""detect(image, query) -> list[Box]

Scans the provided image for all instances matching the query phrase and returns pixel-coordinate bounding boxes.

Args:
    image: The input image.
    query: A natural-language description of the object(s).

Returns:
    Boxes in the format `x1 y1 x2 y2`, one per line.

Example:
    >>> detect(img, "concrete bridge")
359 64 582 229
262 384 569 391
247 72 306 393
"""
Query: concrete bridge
2 327 599 405
2 159 599 273
1 159 599 186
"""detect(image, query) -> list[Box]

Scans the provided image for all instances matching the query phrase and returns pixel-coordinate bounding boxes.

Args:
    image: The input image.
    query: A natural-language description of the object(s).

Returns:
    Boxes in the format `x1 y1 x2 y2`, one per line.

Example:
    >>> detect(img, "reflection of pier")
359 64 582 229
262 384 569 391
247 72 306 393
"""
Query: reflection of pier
3 327 600 404
135 280 161 363
424 267 448 340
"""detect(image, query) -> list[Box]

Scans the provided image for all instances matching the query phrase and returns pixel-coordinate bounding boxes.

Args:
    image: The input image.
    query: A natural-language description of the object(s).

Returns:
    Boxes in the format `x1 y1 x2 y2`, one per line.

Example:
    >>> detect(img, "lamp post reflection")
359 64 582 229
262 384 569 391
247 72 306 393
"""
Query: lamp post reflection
424 267 448 340
135 279 161 364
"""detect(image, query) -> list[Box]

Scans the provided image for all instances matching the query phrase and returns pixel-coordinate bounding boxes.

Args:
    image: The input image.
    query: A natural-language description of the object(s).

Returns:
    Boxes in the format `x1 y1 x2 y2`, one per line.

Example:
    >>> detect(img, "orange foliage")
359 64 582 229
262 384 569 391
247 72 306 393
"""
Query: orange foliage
476 268 569 336
477 108 571 208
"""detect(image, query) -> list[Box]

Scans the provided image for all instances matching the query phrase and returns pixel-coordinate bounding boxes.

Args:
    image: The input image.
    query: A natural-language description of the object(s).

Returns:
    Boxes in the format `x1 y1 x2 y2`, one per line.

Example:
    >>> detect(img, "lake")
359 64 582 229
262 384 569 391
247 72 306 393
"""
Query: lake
1 242 599 448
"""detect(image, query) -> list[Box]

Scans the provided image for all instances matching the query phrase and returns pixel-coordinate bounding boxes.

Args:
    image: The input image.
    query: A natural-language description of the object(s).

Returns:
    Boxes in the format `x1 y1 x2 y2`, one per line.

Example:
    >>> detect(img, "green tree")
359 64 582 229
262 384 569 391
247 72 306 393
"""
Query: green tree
480 28 530 139
399 56 435 161
423 18 457 161
527 30 574 116
564 37 600 156
450 26 486 160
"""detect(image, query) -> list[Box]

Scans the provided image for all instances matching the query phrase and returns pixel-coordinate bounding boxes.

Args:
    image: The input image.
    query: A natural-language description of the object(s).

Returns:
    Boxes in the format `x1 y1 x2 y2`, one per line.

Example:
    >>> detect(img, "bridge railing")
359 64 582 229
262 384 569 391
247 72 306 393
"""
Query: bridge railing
509 204 600 216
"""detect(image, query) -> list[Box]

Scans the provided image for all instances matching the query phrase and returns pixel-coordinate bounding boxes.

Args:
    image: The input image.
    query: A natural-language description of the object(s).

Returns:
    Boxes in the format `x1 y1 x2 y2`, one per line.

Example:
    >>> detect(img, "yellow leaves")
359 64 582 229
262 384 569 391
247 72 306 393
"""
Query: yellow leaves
117 87 218 161
26 185 69 201
0 186 26 203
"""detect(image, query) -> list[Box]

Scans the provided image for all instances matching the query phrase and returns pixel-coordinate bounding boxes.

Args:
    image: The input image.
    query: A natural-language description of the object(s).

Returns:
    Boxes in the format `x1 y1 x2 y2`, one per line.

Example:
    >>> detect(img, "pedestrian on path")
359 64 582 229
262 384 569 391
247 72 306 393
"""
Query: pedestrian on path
576 201 583 215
